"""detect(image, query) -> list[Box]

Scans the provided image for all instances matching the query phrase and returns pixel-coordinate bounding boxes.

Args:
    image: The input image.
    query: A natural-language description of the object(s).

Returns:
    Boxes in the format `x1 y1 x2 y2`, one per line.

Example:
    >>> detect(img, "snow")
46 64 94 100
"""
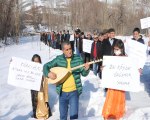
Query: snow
23 26 36 33
0 35 150 120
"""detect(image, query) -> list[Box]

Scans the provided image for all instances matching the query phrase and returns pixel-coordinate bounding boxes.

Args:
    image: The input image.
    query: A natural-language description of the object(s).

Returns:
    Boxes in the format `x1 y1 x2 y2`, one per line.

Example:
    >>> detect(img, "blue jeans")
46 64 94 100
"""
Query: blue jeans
93 62 98 76
52 40 56 48
59 90 79 120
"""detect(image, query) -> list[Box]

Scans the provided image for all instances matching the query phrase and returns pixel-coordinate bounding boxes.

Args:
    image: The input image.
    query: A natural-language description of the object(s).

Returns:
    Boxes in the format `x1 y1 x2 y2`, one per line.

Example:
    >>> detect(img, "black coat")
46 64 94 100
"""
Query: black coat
91 41 103 59
75 37 83 53
66 33 70 41
132 38 145 44
102 38 118 56
56 33 60 42
61 34 67 42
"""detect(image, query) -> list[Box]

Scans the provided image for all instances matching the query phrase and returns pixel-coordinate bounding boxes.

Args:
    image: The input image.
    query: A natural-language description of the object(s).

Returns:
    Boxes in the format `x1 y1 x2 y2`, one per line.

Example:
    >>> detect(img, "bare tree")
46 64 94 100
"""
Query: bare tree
0 0 150 41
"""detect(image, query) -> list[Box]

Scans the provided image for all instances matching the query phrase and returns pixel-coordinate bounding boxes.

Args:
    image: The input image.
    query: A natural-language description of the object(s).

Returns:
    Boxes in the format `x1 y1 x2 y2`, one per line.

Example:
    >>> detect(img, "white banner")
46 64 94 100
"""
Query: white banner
125 39 147 68
69 34 74 41
8 57 43 91
101 56 141 92
140 17 150 29
83 39 93 53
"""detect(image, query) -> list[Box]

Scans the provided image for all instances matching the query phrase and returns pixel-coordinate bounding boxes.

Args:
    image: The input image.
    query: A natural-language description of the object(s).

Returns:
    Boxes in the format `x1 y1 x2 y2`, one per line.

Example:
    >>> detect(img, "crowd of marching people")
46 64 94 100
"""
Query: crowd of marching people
40 27 145 79
31 28 149 120
40 30 70 49
34 27 147 120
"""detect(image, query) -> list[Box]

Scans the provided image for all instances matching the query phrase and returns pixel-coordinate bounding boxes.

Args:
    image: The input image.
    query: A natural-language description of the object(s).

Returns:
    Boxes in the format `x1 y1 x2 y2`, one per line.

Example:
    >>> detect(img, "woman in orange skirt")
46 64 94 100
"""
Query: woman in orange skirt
102 40 126 120
102 89 125 120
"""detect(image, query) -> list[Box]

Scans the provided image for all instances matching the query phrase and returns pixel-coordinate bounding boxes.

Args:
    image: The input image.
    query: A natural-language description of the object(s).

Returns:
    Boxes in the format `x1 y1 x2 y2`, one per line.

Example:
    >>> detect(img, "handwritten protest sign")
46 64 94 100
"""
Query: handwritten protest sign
140 17 150 29
101 56 141 92
8 57 43 91
83 39 93 53
125 39 147 68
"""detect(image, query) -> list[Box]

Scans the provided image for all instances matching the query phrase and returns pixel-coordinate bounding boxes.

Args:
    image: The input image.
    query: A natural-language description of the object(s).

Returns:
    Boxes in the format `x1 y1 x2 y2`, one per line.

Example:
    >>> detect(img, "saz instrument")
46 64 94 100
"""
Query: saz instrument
46 59 102 85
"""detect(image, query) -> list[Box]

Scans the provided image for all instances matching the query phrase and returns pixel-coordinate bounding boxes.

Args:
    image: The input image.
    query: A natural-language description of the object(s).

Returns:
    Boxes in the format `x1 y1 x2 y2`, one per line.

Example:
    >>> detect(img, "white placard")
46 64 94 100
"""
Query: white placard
101 56 141 92
140 17 150 29
8 57 43 91
69 34 74 41
125 39 147 68
83 39 93 53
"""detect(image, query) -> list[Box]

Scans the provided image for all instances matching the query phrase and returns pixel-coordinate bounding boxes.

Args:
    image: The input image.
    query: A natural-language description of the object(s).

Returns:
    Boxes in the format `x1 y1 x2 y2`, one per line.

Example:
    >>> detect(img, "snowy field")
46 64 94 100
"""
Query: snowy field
0 35 150 120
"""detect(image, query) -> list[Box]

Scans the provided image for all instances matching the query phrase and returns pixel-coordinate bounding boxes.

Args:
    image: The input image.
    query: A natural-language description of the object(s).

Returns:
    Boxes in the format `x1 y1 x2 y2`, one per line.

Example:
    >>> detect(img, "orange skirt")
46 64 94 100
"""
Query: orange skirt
102 89 125 119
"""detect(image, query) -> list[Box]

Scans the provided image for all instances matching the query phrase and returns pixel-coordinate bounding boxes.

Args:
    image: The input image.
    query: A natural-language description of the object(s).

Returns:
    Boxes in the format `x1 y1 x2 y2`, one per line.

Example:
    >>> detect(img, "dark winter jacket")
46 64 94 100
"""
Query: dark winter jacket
56 33 62 43
75 37 83 53
91 41 103 59
61 34 67 42
102 38 118 56
132 37 144 44
66 33 70 41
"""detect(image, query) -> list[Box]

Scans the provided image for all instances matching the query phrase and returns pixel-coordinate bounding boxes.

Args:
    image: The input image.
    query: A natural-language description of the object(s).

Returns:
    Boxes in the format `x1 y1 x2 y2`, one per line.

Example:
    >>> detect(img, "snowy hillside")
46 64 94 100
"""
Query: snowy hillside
0 35 150 120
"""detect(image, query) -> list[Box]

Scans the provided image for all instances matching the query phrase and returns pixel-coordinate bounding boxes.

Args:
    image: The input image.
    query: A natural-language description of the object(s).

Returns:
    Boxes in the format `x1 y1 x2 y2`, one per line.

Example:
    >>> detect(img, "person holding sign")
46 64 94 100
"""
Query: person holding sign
84 32 93 63
132 27 144 44
74 29 82 57
101 28 118 91
102 40 126 120
31 54 52 119
43 41 90 120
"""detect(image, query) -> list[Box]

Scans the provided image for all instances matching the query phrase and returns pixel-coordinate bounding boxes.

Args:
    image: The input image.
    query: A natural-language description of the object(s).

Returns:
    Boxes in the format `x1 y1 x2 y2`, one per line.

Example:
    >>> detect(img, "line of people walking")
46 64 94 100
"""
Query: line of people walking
40 30 70 49
40 27 145 79
35 27 145 120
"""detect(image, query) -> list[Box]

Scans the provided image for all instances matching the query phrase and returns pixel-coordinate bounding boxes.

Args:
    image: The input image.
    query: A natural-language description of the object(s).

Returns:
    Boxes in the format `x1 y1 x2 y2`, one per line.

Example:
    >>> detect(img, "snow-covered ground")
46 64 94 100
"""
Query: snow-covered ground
0 35 150 120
